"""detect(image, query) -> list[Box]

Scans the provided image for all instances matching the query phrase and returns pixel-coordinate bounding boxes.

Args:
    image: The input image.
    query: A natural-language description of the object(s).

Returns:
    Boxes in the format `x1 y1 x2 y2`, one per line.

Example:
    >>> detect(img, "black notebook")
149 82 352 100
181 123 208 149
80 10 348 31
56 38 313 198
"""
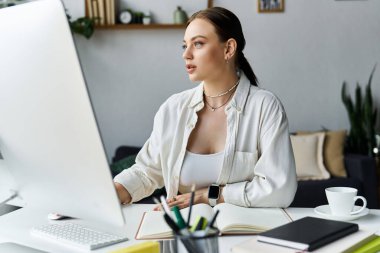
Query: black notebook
257 216 359 251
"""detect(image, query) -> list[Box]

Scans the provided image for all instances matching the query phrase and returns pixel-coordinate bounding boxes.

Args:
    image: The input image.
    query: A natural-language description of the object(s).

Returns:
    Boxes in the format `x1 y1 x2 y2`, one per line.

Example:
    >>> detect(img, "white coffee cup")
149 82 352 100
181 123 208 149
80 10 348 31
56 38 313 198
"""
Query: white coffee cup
325 187 367 216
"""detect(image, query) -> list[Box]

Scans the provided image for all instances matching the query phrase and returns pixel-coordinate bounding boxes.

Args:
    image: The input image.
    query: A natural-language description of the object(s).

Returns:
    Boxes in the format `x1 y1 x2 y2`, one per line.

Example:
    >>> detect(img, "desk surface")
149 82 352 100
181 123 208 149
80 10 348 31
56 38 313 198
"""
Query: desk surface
0 204 379 253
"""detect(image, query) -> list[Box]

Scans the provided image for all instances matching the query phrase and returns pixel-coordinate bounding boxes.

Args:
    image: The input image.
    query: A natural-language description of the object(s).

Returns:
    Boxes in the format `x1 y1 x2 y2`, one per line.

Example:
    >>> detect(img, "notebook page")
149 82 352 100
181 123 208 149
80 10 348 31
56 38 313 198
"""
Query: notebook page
214 203 290 233
136 203 214 239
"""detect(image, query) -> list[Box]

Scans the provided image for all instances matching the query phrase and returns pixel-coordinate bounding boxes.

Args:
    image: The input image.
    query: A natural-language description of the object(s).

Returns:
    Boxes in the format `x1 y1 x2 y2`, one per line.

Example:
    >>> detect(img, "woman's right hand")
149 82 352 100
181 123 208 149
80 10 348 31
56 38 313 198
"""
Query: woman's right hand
114 182 132 205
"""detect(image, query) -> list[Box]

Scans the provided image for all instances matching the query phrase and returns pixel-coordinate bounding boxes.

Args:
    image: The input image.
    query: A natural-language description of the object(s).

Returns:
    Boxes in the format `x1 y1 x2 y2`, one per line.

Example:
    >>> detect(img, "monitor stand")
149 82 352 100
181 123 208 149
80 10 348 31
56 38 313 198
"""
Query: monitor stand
0 204 22 217
0 242 47 253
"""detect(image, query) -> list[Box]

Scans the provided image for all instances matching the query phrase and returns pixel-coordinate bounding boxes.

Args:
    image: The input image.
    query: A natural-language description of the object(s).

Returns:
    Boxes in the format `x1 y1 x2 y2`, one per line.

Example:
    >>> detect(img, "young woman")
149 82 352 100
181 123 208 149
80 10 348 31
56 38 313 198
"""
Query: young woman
114 7 297 209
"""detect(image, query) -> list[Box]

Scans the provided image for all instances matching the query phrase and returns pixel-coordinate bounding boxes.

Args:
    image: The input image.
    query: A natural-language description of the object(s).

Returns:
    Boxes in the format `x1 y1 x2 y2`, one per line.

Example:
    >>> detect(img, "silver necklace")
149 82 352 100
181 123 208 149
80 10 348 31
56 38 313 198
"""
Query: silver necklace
204 91 234 112
204 78 240 98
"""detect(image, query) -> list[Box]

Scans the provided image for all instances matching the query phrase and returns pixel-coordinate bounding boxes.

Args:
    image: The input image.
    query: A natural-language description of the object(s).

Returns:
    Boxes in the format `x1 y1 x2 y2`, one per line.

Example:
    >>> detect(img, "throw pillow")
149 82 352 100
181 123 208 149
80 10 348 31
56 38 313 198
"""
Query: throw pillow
290 133 331 180
297 130 347 177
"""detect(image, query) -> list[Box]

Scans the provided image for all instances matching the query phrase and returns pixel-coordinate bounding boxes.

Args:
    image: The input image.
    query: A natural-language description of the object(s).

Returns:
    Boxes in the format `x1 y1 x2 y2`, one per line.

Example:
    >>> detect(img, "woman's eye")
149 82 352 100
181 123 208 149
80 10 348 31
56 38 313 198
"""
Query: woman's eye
194 42 203 48
182 44 187 50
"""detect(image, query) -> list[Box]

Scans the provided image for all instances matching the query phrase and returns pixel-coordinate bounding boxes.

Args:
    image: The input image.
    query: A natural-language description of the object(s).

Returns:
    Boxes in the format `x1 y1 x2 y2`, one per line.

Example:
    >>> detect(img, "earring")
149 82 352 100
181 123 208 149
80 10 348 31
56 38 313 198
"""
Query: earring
226 57 229 64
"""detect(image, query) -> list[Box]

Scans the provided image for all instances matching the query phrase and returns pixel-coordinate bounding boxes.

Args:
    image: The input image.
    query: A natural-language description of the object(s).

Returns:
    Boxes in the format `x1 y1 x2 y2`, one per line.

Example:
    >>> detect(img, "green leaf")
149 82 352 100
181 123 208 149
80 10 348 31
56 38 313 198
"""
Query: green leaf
355 83 362 115
341 64 378 155
66 10 95 39
367 63 377 88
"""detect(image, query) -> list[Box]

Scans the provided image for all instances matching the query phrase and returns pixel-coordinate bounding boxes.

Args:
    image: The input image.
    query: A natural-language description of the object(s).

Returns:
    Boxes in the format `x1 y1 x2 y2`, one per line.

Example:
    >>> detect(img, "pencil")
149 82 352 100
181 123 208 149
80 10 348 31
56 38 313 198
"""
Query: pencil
187 184 196 227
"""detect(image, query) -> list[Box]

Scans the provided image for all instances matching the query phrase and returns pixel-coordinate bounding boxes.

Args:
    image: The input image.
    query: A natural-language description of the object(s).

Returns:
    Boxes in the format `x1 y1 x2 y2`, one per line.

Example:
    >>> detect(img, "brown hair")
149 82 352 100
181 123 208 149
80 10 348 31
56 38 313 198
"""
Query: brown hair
187 7 258 86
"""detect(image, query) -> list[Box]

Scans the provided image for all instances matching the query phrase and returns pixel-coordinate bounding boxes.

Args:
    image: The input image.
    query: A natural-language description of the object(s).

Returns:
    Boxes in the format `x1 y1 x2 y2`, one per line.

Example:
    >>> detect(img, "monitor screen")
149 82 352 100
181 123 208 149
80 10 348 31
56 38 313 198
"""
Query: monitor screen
0 0 125 227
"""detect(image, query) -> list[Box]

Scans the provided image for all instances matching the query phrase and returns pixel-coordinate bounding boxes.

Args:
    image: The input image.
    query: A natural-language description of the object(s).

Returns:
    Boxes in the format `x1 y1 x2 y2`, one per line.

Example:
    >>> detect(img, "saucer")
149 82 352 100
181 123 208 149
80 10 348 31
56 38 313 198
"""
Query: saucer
314 205 369 221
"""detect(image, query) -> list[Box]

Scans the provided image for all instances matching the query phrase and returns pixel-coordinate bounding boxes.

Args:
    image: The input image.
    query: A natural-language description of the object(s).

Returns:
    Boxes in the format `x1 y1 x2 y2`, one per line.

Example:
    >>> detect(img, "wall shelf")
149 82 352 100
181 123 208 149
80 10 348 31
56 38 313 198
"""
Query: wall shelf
87 0 213 30
95 23 186 30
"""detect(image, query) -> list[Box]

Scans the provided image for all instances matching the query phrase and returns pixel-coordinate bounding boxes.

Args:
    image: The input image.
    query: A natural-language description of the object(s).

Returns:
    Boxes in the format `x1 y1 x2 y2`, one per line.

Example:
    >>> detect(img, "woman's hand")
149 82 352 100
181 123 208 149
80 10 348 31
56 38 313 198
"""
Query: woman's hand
153 187 209 211
114 182 132 205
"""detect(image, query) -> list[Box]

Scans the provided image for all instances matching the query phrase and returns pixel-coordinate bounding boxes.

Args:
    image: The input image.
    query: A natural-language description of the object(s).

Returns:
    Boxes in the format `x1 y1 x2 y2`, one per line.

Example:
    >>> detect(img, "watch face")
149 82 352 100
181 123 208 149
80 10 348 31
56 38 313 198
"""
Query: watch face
119 11 132 24
208 185 220 199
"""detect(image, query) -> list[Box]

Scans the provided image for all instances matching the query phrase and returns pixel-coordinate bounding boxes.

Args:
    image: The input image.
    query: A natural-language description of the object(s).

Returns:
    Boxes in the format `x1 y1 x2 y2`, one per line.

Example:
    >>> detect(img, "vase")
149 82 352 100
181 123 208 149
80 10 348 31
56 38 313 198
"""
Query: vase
143 17 151 25
173 6 187 24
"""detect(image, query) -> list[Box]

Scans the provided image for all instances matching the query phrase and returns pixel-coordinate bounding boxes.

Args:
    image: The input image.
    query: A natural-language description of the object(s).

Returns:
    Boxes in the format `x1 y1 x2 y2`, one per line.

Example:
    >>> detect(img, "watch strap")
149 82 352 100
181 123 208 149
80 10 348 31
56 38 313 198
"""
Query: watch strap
209 198 217 207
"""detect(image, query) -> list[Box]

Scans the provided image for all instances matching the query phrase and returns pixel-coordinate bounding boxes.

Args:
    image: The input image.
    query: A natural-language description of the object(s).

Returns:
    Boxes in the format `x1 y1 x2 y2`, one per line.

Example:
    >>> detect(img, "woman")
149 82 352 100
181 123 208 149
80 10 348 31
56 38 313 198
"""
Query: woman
114 7 297 209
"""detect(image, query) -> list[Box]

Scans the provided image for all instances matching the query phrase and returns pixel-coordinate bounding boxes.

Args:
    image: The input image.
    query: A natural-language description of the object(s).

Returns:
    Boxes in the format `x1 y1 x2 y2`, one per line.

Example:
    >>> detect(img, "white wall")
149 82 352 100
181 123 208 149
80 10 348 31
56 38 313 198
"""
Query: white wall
63 0 380 161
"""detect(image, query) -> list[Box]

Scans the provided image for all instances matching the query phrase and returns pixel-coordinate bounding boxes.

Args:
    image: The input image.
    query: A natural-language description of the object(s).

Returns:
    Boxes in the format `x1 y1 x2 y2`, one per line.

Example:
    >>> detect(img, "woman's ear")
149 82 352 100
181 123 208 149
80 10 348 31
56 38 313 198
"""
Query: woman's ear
224 38 237 61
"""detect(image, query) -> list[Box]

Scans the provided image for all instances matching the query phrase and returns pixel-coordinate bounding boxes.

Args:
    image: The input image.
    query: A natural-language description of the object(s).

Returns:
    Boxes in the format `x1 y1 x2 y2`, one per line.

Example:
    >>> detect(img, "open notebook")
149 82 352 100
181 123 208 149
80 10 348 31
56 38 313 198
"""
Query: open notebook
135 203 292 240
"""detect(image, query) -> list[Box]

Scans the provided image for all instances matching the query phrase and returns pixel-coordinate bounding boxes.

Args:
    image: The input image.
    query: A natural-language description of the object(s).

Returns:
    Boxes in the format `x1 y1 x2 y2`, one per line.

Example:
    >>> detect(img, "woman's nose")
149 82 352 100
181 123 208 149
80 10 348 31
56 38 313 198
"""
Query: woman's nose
182 46 192 60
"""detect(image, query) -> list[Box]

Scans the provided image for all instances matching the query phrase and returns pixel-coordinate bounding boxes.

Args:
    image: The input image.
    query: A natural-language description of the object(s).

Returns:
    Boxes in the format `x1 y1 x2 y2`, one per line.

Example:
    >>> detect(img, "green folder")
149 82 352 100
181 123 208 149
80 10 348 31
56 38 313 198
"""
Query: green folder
351 236 380 253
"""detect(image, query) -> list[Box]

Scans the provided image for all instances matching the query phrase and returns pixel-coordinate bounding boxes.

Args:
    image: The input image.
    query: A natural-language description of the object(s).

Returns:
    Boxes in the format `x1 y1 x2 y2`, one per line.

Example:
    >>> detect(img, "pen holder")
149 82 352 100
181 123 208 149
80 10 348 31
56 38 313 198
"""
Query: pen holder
175 228 219 253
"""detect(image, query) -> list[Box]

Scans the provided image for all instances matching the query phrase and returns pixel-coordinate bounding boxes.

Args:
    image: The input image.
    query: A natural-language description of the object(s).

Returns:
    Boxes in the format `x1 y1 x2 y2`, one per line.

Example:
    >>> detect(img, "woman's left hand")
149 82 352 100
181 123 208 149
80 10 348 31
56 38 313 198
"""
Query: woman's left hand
153 187 209 211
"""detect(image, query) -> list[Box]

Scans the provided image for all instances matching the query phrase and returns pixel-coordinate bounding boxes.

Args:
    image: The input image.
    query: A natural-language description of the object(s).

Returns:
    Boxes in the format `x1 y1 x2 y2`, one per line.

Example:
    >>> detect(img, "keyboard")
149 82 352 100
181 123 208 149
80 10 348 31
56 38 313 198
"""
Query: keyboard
31 222 128 250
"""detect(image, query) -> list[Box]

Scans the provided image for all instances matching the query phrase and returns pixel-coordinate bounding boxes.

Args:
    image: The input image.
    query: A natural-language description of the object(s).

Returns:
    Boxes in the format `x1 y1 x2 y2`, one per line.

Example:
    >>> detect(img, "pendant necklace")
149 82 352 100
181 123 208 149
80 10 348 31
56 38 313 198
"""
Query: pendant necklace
204 91 234 112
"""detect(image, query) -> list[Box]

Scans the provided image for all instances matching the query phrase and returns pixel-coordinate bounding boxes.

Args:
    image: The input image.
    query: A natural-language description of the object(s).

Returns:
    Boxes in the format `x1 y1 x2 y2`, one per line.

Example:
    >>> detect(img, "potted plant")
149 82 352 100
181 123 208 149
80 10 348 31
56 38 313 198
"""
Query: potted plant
341 64 378 156
66 13 96 39
0 0 29 8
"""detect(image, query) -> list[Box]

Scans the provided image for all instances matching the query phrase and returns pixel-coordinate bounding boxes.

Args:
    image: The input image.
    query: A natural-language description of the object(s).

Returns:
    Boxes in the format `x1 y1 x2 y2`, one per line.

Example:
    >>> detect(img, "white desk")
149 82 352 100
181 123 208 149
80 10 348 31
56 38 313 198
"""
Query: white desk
0 204 379 253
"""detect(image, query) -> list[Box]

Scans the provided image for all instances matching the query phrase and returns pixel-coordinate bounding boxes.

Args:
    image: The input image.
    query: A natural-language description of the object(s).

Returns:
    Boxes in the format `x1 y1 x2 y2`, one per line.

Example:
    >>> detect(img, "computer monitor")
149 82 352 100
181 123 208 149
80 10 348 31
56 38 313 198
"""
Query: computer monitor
0 0 125 227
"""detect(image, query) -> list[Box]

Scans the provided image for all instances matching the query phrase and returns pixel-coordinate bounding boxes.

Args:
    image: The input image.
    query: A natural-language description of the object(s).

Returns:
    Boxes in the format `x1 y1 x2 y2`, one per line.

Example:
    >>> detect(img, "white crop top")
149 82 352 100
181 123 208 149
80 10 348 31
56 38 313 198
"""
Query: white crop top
178 150 224 193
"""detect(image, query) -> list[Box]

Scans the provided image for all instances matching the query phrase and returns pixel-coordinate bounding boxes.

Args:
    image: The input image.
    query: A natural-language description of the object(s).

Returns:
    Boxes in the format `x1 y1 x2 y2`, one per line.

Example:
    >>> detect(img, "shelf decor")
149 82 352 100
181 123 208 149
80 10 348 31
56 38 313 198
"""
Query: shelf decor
85 0 213 30
258 0 284 13
86 0 116 26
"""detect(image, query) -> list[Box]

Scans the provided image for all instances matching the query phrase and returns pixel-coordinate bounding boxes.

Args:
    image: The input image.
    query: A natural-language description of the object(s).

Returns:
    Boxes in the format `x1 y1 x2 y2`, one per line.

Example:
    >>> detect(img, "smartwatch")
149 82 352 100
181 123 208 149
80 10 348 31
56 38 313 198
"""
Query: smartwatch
208 184 221 207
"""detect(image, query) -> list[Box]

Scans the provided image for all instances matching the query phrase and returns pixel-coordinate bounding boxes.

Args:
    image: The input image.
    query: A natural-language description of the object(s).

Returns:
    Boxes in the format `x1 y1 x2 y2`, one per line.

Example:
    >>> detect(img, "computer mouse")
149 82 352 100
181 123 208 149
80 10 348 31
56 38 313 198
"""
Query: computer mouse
47 213 68 220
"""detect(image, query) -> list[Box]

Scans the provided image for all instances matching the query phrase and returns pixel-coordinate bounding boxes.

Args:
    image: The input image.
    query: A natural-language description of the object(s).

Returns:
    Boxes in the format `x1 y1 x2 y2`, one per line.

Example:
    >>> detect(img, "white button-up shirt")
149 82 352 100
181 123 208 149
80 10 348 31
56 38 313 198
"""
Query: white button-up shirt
114 73 297 207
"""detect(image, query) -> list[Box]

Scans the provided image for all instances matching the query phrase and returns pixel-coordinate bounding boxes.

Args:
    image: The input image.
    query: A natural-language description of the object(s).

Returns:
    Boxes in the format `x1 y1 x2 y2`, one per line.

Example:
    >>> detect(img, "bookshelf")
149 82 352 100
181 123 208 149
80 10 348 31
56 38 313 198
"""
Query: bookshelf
95 24 186 30
86 0 214 30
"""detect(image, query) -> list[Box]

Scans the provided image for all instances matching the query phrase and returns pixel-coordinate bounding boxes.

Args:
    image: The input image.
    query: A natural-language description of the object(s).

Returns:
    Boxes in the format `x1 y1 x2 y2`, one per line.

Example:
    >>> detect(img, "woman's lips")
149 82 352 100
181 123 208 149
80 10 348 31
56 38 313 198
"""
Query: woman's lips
186 64 196 74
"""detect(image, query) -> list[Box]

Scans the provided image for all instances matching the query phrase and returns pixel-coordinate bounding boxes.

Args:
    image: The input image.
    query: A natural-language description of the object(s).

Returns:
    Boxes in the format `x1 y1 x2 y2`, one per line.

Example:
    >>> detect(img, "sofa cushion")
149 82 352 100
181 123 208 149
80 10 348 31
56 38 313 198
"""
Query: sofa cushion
297 130 347 177
290 132 330 180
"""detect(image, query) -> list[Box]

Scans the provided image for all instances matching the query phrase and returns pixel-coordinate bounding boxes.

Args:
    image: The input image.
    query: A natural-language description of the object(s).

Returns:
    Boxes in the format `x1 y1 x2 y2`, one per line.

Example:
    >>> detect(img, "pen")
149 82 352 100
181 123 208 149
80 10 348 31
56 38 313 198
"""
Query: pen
154 196 174 222
172 206 187 229
187 184 196 227
163 213 180 235
153 196 174 219
204 209 220 234
160 195 173 219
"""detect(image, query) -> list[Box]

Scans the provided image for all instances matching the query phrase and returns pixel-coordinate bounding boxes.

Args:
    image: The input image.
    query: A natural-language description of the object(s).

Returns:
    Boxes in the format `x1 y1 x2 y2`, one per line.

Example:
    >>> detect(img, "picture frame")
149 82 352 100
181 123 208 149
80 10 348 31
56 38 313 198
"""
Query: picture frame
258 0 284 13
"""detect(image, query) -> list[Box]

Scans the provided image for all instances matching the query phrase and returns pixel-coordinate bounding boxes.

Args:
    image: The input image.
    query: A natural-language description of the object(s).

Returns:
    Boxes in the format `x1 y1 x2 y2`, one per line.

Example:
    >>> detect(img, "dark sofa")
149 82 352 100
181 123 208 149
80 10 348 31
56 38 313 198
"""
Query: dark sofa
111 146 379 208
291 154 378 209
